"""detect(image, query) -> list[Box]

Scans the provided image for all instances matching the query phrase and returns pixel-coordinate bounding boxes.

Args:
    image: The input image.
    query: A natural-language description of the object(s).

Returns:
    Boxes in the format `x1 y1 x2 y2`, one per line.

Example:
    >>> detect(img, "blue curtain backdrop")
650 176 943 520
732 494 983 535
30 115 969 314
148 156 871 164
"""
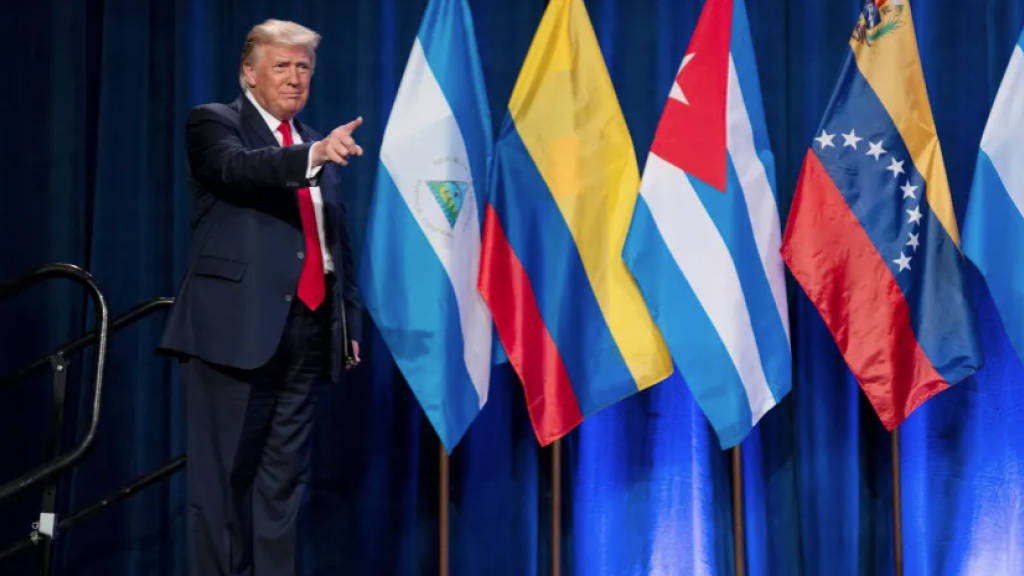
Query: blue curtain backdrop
2 0 1024 574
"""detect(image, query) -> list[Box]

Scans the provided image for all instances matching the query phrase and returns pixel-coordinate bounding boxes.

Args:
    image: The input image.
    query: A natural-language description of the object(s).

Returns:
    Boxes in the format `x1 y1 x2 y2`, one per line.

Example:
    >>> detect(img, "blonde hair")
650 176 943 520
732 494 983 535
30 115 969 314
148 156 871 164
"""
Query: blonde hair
239 19 321 90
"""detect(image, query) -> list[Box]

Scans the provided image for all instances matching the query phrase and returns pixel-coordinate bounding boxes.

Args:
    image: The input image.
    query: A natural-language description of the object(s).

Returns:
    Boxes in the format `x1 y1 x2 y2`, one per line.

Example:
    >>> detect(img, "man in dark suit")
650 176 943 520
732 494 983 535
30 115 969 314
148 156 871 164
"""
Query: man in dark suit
159 19 364 576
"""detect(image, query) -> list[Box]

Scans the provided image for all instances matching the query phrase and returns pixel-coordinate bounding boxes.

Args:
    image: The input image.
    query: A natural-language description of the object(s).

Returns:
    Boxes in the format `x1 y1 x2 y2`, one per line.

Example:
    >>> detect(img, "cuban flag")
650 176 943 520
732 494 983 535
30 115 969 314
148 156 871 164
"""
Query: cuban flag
963 26 1024 365
622 0 791 449
359 0 493 453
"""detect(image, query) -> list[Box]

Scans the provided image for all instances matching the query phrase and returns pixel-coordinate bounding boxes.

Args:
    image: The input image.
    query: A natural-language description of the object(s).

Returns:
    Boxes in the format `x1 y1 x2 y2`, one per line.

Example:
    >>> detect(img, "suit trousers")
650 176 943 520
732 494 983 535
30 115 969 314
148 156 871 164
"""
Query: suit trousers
184 293 330 576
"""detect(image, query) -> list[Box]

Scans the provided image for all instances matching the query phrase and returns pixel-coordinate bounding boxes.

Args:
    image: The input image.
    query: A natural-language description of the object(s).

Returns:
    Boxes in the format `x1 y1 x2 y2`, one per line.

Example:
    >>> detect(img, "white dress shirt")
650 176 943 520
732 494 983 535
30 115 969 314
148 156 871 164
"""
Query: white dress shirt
245 91 335 273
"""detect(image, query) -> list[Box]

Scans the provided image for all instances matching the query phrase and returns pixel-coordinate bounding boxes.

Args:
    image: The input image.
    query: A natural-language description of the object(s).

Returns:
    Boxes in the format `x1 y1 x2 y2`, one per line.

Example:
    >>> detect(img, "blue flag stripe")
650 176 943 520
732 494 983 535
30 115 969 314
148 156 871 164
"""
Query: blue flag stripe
729 0 778 204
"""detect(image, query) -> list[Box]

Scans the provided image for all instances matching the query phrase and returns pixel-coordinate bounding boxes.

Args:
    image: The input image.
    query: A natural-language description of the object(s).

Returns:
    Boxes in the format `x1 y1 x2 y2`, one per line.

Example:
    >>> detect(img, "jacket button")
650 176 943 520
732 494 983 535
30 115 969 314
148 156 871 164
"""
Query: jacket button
297 251 305 260
285 295 292 302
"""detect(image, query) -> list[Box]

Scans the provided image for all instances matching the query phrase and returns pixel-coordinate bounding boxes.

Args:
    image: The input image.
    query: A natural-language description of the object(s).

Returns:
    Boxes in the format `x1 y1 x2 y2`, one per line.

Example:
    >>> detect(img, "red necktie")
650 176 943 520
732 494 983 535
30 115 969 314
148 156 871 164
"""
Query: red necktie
278 121 325 310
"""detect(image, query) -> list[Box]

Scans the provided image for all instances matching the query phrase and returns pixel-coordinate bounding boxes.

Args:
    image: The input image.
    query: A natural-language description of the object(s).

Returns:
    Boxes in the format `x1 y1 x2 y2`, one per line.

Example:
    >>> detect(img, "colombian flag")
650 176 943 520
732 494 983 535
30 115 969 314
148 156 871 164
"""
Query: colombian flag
478 0 673 445
781 0 983 429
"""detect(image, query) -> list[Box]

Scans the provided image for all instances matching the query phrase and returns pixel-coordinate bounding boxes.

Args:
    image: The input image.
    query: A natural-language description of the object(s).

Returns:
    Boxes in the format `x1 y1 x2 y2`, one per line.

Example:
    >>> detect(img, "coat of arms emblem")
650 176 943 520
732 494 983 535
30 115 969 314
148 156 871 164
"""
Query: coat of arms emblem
852 0 905 46
413 156 475 238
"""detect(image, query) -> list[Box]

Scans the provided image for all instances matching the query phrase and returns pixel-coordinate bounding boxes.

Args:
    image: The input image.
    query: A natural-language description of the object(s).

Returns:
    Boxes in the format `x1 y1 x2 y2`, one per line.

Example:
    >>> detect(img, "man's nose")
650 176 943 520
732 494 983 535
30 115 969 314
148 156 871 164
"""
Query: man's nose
286 67 299 85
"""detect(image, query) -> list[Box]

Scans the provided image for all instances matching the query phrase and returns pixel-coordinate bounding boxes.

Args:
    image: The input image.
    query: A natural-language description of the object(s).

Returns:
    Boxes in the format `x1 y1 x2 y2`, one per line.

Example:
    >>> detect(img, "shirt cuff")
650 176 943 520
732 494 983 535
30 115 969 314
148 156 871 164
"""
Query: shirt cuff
306 147 324 182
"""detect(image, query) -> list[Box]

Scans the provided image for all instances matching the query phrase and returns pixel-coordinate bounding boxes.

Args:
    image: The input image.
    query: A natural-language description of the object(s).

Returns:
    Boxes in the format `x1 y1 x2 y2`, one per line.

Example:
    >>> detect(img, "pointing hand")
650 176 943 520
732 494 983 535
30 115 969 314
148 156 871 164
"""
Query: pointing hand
312 117 364 167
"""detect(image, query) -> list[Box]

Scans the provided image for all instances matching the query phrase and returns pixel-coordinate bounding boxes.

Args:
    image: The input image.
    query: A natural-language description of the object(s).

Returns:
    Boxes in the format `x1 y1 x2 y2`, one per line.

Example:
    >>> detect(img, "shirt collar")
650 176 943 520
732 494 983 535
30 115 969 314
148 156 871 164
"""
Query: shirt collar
245 90 297 138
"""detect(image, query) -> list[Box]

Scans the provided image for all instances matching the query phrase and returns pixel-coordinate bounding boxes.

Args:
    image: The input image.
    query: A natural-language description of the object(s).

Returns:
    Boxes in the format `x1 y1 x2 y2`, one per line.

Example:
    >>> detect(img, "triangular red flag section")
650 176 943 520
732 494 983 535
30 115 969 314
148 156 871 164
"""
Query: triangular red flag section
649 0 732 192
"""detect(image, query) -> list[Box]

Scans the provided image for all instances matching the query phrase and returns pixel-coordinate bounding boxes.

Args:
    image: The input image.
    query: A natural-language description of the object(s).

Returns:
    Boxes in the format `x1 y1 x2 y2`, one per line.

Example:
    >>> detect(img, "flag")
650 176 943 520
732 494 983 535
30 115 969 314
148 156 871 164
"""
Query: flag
780 0 983 429
478 0 673 445
621 0 791 449
359 0 493 453
962 26 1024 364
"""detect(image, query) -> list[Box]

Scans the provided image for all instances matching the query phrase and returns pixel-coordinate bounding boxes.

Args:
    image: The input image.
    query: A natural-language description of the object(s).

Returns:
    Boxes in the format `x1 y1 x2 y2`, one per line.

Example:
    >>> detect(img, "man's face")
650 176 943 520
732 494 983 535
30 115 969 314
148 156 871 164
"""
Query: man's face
245 43 312 121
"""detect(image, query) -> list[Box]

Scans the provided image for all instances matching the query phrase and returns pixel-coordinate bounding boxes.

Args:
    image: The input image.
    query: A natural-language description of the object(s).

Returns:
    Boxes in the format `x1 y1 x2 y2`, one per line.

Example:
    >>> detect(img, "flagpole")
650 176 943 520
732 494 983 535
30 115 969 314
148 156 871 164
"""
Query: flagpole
891 428 903 576
440 441 450 576
731 446 745 576
552 439 562 576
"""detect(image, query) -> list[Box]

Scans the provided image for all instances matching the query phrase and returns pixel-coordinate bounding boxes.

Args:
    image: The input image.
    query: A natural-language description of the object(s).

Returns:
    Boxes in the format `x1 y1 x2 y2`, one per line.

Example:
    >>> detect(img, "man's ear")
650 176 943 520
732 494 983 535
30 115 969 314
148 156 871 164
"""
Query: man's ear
243 64 256 88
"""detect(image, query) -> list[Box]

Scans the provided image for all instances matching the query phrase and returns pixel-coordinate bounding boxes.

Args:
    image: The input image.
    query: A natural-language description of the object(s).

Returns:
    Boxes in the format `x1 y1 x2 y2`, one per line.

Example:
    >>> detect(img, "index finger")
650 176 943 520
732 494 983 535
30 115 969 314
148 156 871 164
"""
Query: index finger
343 116 363 132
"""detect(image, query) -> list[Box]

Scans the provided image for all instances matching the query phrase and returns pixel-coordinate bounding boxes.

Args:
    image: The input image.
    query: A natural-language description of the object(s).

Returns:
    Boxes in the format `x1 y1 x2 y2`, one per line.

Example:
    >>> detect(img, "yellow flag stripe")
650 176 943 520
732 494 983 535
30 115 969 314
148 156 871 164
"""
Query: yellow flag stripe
508 0 672 389
849 1 960 247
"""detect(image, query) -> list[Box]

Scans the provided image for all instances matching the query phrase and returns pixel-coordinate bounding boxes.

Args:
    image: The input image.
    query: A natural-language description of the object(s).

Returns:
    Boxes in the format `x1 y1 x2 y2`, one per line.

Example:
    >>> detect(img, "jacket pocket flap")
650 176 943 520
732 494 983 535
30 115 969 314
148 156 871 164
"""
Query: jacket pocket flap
192 256 246 282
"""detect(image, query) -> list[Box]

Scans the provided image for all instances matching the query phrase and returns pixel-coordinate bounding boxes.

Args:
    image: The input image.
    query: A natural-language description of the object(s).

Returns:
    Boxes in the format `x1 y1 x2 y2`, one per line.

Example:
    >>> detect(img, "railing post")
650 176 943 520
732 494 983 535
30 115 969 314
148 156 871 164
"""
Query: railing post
35 354 70 576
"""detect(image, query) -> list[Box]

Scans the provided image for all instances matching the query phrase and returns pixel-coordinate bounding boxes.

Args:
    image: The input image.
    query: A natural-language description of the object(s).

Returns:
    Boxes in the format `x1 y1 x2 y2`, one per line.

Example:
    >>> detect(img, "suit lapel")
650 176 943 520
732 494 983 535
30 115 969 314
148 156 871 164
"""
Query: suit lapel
294 120 319 146
236 94 279 148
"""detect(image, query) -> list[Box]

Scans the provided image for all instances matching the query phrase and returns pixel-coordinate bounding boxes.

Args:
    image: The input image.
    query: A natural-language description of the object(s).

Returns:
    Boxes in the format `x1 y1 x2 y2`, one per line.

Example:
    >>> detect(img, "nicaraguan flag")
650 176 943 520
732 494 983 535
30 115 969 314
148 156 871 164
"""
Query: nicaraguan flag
963 26 1024 365
622 0 791 449
359 0 493 453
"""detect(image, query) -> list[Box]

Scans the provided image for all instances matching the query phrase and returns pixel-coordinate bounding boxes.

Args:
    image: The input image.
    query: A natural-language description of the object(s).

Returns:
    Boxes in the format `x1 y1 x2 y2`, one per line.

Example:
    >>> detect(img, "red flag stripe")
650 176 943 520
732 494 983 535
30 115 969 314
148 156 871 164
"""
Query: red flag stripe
478 204 583 444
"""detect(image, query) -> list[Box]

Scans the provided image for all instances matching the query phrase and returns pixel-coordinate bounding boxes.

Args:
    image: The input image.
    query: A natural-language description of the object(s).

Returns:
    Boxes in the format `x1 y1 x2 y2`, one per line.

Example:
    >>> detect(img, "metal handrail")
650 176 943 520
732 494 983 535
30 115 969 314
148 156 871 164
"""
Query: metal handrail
0 455 186 562
0 263 110 504
0 297 174 390
0 282 181 570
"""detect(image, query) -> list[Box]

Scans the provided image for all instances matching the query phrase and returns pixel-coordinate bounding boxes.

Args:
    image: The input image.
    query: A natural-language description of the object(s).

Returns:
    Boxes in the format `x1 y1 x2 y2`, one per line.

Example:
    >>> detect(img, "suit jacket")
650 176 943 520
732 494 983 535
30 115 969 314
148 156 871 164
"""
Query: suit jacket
159 94 362 383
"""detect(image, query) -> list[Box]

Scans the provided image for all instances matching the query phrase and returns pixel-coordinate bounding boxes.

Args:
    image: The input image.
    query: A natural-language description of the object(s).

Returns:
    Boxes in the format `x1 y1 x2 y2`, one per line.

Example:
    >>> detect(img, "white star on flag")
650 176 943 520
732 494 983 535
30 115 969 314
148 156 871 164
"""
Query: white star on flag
815 130 835 149
886 158 905 177
907 205 922 225
907 232 920 251
669 53 696 105
867 141 886 160
893 251 912 272
842 130 862 149
901 181 918 199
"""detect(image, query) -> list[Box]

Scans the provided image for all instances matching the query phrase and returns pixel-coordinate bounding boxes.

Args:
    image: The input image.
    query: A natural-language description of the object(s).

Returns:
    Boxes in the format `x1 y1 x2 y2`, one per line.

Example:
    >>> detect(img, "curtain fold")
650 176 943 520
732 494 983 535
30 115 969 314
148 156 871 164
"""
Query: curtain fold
1 1 1023 574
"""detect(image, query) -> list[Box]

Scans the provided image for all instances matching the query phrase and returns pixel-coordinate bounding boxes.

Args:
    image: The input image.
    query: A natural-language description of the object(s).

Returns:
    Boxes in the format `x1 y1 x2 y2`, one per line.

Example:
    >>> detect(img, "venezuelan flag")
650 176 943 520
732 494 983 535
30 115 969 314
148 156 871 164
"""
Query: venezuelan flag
478 0 673 445
781 0 983 429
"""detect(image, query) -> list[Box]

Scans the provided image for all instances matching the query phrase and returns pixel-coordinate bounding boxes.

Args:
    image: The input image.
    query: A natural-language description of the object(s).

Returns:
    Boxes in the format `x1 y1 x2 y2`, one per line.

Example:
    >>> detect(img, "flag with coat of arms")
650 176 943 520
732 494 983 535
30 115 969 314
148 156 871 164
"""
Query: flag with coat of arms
359 0 494 453
781 0 983 429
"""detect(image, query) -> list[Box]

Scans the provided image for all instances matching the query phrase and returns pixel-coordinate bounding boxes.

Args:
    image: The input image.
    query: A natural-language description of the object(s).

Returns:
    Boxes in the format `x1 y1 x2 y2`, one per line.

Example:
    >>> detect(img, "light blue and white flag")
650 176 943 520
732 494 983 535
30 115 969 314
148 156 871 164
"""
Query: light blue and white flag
963 27 1024 364
360 0 493 453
